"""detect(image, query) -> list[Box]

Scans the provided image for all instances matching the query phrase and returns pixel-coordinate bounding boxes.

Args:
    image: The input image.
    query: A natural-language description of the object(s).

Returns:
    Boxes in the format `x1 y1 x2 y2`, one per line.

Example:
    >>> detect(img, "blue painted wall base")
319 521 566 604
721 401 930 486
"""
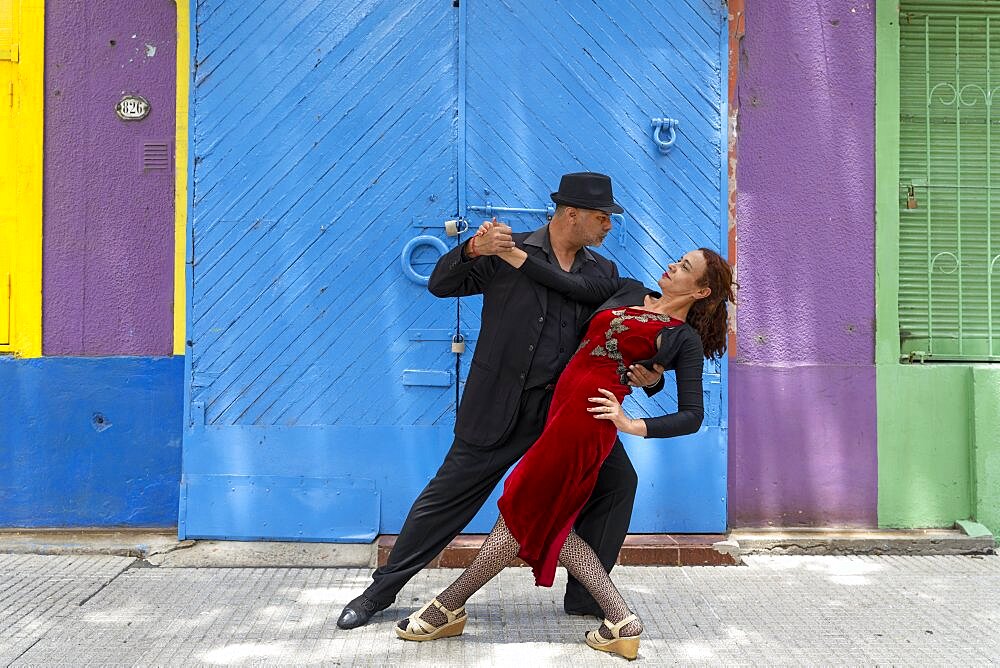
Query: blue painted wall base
179 424 726 541
0 356 184 526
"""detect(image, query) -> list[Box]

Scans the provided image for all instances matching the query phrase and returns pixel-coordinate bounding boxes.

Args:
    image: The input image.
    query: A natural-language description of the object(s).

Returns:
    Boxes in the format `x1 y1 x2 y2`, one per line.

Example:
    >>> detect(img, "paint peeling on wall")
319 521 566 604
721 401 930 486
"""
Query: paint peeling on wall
728 0 745 356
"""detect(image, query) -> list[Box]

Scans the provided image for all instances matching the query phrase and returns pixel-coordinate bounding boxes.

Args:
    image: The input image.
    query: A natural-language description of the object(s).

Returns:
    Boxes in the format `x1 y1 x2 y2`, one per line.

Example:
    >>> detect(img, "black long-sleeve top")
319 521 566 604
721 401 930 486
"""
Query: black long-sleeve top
516 255 705 439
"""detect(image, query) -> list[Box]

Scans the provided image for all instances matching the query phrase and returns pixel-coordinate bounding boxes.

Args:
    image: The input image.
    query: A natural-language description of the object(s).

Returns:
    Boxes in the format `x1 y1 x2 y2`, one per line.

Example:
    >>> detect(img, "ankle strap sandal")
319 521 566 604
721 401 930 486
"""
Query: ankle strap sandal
585 613 641 660
395 597 467 642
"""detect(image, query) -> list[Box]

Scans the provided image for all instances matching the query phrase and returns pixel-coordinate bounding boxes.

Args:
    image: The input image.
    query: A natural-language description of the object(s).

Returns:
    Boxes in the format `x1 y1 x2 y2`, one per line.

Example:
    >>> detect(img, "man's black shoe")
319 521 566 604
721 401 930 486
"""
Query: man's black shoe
337 594 392 629
564 600 604 619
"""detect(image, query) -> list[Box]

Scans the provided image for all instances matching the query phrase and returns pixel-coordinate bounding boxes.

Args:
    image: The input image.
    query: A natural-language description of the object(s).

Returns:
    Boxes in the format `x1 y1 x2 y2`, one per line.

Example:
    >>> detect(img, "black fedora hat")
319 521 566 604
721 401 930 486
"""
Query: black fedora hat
550 172 624 214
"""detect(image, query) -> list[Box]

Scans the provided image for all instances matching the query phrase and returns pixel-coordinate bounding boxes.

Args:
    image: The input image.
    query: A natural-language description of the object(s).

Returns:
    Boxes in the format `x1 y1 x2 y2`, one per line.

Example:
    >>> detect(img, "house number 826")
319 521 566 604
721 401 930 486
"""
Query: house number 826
116 95 150 121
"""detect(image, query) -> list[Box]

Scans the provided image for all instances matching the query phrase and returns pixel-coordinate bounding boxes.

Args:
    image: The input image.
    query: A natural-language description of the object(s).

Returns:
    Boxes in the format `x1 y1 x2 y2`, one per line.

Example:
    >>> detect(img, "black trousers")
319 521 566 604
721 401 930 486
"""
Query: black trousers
366 385 639 609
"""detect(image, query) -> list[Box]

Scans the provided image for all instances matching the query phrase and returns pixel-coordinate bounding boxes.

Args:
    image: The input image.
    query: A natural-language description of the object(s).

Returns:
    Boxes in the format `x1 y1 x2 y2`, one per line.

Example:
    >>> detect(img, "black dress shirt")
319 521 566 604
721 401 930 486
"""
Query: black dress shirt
522 227 595 389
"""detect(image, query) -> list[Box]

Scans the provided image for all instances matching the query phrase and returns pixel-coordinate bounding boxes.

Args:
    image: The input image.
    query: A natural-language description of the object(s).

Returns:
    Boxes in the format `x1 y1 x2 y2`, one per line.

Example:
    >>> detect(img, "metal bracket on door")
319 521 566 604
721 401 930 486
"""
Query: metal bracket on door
468 202 626 244
651 117 680 153
468 202 556 219
614 213 627 244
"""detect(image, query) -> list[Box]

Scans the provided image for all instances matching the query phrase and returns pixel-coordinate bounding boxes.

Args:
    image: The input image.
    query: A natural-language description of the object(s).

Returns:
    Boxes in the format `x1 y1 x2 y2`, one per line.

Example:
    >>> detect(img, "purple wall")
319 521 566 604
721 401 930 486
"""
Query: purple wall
730 1 877 526
43 0 176 356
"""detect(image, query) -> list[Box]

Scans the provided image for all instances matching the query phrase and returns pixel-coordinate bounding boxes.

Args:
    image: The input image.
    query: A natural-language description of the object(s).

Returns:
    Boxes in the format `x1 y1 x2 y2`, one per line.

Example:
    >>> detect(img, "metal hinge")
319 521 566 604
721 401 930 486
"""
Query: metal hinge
0 44 18 62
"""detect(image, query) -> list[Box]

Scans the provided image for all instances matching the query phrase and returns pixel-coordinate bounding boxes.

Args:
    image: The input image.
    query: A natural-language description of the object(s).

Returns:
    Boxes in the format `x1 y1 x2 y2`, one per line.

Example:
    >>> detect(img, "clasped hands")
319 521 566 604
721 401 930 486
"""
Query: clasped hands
468 219 516 256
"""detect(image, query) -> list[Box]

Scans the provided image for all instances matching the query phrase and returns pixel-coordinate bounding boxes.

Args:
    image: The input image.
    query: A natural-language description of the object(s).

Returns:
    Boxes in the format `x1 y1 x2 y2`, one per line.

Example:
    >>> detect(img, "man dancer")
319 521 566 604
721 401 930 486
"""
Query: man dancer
337 172 663 629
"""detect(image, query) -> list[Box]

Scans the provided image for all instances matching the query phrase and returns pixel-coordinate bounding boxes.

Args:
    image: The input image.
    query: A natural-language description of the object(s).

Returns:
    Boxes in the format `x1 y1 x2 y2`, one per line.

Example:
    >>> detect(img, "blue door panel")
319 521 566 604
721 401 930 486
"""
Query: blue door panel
182 426 456 537
181 474 380 542
460 0 727 532
183 1 460 539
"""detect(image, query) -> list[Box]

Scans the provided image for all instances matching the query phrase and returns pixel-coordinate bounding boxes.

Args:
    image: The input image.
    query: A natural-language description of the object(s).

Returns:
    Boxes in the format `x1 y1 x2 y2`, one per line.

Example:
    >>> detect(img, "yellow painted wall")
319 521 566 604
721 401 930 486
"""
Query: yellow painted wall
173 0 188 356
0 0 42 357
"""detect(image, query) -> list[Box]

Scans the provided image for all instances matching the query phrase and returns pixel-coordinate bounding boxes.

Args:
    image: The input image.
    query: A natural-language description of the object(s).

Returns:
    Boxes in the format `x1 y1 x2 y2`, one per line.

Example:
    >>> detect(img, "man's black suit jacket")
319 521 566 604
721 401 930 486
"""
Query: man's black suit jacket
427 229 618 447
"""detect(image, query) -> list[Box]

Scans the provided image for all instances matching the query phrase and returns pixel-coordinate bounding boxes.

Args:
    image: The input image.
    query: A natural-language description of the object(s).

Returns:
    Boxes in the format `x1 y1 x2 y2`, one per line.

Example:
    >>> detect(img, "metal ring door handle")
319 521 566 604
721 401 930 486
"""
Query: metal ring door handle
651 117 679 153
401 235 449 285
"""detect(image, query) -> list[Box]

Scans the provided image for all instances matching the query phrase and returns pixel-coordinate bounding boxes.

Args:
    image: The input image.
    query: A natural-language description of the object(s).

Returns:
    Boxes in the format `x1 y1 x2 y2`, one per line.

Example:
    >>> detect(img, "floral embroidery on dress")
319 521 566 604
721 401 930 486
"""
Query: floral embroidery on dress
589 307 675 382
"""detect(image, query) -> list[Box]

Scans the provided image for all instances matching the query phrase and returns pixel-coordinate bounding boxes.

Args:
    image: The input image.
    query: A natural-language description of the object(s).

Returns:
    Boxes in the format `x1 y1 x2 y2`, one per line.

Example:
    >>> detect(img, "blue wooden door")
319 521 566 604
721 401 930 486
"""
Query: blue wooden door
181 1 463 540
457 0 728 532
181 0 727 540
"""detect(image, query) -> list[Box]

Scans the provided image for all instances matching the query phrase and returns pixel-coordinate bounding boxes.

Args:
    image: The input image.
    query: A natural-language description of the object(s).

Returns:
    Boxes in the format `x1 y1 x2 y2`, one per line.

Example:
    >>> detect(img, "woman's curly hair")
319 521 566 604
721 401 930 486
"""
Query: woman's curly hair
686 248 735 360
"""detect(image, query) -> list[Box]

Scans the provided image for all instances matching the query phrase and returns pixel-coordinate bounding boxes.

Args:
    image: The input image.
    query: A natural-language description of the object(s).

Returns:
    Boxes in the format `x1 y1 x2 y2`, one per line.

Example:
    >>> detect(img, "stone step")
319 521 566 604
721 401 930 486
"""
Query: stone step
730 527 997 555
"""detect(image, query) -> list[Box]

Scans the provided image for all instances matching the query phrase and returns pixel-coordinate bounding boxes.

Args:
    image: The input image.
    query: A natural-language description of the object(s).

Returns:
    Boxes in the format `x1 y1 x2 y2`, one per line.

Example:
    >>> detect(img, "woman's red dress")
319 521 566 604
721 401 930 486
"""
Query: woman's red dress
497 306 681 587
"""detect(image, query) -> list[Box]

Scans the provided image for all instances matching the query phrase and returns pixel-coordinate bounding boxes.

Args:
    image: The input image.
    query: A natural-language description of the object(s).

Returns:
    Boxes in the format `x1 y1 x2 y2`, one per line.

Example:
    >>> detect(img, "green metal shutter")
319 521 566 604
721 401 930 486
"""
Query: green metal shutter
899 1 1000 361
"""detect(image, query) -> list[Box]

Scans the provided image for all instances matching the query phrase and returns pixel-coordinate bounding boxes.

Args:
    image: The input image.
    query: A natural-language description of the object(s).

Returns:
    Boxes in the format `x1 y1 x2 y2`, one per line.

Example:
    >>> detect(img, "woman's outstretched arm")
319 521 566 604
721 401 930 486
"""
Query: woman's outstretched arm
641 328 704 438
497 246 632 305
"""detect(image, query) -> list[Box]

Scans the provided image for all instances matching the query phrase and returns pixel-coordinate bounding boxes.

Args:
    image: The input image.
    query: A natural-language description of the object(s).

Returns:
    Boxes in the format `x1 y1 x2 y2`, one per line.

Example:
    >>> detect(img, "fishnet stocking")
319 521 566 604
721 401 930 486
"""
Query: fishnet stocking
398 515 520 630
558 531 643 638
398 515 642 639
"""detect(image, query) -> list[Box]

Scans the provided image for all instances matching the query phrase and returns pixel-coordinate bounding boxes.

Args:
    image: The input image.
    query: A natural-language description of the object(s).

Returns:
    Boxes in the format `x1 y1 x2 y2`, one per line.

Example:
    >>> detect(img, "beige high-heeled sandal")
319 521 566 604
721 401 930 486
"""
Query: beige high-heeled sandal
585 614 641 660
395 598 467 642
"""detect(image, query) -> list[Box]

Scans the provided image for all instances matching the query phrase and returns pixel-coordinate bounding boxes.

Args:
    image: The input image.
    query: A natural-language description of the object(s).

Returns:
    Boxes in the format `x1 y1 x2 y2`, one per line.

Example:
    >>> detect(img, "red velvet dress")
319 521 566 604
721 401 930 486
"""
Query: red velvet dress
497 306 681 587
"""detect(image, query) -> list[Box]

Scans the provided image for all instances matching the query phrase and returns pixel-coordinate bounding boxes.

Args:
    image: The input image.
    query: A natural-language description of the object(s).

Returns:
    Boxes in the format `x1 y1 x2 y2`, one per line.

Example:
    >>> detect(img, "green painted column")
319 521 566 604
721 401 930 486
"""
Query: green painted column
972 368 1000 536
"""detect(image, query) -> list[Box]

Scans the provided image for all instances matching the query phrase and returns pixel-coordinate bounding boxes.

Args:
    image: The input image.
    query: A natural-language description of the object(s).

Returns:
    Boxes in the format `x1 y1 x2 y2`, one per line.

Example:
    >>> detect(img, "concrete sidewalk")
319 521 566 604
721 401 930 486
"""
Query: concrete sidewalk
2 554 999 666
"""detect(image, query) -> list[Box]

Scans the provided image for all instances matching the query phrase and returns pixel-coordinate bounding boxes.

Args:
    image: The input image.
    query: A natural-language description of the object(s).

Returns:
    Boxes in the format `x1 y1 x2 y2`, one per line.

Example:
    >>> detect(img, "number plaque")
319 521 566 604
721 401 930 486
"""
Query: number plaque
116 95 151 121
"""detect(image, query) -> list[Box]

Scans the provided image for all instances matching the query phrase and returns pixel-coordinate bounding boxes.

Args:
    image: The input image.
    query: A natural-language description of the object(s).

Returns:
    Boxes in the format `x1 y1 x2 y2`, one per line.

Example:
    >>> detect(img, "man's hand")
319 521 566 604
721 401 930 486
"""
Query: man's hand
471 220 515 256
627 363 664 389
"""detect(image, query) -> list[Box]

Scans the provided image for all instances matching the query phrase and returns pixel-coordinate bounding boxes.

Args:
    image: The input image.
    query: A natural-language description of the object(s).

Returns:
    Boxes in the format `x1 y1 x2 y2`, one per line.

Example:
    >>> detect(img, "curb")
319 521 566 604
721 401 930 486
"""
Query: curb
2 526 994 566
377 534 742 568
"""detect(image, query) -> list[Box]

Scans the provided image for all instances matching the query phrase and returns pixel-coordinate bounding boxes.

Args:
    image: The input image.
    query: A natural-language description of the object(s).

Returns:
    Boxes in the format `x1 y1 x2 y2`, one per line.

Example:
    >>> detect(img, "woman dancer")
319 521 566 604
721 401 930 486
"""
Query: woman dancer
396 234 734 660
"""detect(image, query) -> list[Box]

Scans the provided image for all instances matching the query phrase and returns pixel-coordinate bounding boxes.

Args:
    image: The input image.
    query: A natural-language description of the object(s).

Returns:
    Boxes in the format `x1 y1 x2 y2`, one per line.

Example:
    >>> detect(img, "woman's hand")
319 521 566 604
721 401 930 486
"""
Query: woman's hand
479 221 526 267
466 219 527 267
587 389 647 436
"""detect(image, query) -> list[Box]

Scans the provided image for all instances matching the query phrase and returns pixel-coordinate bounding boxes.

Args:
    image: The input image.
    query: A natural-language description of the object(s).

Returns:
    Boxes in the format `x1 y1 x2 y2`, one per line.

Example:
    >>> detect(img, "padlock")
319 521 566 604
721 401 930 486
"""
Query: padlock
444 219 468 237
451 334 466 354
906 185 918 209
